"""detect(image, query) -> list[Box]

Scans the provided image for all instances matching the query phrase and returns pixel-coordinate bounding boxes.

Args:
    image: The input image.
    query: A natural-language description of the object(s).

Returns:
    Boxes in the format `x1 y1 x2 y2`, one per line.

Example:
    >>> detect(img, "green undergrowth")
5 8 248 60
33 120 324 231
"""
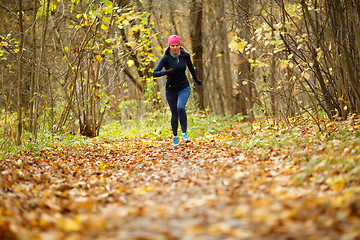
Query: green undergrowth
99 110 247 141
229 115 360 151
1 131 90 160
1 110 247 159
3 111 360 166
2 111 359 196
228 116 360 186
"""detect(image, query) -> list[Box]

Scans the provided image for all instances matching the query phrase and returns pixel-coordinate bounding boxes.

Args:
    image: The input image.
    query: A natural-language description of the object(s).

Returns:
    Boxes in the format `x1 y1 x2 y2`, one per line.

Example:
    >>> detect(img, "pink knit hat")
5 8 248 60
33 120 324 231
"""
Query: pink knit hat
168 35 181 46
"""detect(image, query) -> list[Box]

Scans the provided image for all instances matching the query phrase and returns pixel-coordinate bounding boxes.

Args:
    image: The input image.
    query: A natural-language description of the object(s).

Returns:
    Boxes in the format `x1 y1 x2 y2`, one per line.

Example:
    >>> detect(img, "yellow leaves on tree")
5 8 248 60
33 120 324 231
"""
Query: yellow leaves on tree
95 54 103 63
229 37 248 54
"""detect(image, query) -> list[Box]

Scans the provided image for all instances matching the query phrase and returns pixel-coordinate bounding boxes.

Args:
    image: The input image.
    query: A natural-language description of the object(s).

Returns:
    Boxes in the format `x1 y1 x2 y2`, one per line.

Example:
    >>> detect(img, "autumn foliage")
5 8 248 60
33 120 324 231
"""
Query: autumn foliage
1 116 360 239
1 0 360 238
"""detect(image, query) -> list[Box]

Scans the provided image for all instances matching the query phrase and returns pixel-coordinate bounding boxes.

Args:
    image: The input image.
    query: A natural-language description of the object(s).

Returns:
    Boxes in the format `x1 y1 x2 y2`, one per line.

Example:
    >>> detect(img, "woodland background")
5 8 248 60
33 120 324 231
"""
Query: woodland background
1 0 360 143
1 1 360 239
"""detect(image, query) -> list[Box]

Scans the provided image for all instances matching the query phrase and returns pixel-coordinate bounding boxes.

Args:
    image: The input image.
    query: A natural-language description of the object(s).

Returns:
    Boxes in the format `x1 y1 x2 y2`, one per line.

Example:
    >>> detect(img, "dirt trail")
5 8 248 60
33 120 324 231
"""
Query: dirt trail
1 137 359 239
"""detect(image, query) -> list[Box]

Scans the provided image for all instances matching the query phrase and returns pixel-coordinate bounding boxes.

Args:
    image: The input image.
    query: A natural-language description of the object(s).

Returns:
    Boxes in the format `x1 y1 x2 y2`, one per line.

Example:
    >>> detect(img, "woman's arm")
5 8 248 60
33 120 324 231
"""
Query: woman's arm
153 55 170 77
186 54 197 79
186 54 202 85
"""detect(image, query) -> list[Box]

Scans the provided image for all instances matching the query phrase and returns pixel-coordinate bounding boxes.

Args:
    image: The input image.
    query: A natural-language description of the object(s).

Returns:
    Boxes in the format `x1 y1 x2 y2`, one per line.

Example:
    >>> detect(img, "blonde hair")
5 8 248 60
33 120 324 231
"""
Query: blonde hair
164 45 186 55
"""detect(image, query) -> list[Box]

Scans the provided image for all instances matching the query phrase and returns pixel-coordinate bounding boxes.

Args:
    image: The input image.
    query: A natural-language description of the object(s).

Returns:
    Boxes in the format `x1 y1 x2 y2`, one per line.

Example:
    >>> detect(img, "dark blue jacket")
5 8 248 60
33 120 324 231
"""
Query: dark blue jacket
153 51 198 91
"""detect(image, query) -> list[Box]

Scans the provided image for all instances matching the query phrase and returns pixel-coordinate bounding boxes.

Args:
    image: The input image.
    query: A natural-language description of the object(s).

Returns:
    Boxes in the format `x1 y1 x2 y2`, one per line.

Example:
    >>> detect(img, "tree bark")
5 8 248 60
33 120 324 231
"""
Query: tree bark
33 0 50 139
190 0 204 110
16 0 24 145
301 0 338 117
29 0 38 135
269 0 277 117
168 0 179 35
233 0 253 119
218 0 232 114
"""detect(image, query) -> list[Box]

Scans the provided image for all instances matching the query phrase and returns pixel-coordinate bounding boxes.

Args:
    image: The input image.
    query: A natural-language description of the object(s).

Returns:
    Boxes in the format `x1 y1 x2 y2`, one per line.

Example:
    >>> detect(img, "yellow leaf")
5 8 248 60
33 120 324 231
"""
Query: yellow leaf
293 89 300 96
95 55 103 63
209 222 232 234
333 191 355 208
118 187 125 193
101 24 108 30
104 0 112 7
216 53 222 57
99 160 107 170
136 185 154 195
59 217 82 232
233 205 250 218
328 176 346 193
229 38 247 54
238 39 248 53
127 59 134 67
103 17 110 25
280 60 289 70
229 39 238 53
348 185 360 193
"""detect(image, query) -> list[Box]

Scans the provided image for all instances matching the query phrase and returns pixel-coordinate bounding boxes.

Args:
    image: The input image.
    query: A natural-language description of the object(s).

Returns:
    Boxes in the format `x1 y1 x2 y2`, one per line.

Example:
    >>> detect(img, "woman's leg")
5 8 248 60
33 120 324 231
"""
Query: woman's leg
177 86 191 133
166 89 179 136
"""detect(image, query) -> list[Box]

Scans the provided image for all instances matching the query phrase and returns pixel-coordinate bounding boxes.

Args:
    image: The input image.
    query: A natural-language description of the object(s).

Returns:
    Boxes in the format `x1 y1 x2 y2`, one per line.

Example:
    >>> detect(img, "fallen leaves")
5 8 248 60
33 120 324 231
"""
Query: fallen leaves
1 119 360 239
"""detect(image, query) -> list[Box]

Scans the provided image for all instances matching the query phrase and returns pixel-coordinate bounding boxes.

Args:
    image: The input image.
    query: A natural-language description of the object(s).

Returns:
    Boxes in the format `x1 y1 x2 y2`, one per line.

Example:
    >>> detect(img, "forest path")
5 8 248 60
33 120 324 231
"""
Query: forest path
1 135 360 239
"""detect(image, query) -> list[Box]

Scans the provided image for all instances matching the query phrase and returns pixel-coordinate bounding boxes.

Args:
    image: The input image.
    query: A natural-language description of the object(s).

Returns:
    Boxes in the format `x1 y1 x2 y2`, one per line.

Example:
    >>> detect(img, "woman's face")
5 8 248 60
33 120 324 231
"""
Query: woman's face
170 44 180 54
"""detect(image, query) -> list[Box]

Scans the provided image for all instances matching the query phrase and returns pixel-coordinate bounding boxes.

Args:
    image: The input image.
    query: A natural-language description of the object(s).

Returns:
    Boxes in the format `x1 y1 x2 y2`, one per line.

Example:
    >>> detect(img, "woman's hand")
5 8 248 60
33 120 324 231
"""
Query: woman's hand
194 78 202 85
165 68 177 75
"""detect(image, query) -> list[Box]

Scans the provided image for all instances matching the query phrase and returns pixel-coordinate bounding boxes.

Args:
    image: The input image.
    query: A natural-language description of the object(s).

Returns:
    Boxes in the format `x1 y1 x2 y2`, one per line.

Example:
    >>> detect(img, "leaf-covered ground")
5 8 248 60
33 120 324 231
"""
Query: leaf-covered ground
1 118 360 240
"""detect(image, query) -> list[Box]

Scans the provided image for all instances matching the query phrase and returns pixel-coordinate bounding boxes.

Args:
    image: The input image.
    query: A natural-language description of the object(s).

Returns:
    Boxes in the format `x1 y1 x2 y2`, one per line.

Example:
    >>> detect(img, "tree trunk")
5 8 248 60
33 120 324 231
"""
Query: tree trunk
235 55 250 115
218 0 232 114
269 55 277 116
33 0 50 139
190 0 204 110
233 0 253 119
301 0 339 117
269 0 277 117
214 52 225 115
168 0 179 35
16 0 24 145
29 0 38 135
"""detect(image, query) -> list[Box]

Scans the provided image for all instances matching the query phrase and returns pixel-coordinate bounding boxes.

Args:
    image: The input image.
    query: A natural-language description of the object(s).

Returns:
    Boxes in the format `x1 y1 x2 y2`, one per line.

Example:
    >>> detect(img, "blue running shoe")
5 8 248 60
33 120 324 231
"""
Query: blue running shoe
182 132 190 143
173 136 179 146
